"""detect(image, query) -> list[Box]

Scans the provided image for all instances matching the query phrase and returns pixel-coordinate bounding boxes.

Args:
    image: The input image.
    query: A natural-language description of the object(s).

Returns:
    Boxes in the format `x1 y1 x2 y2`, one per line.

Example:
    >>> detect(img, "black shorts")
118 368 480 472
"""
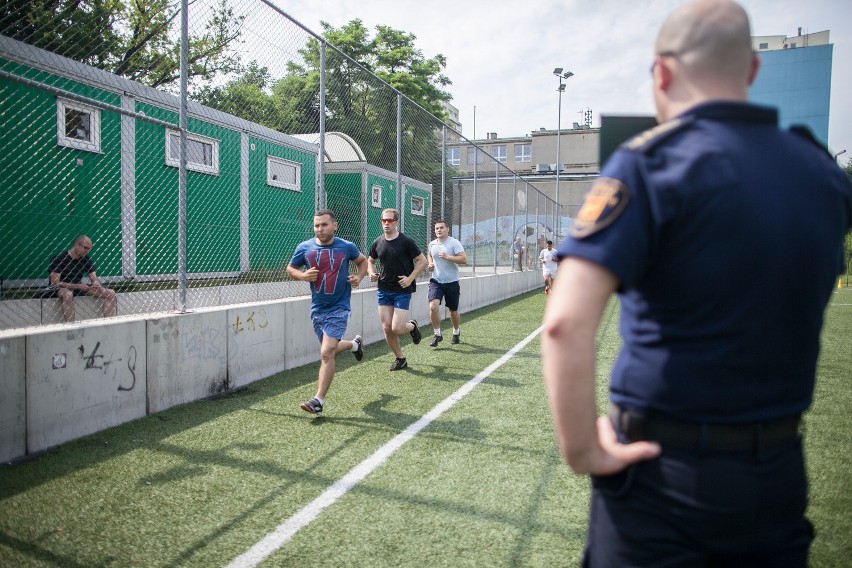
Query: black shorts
584 440 812 566
428 279 460 311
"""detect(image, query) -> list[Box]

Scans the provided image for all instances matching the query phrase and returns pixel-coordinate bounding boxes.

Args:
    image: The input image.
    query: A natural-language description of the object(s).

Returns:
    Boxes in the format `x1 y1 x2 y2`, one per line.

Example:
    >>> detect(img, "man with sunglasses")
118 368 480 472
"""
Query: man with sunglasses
542 0 852 565
368 208 428 371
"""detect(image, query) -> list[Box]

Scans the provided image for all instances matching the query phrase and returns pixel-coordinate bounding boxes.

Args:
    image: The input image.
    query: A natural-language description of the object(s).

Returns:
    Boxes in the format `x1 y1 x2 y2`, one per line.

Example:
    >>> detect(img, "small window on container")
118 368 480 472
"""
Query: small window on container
266 155 301 191
165 130 219 175
57 98 101 153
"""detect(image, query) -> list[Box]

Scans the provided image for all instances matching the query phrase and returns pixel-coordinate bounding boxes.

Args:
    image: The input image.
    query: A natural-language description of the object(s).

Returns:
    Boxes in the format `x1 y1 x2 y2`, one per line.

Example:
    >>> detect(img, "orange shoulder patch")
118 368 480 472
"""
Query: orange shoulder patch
570 177 630 239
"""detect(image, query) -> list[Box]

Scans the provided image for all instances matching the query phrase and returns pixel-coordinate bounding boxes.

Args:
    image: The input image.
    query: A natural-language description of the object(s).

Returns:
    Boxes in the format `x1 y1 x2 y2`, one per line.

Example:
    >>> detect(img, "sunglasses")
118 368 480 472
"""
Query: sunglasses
381 218 396 224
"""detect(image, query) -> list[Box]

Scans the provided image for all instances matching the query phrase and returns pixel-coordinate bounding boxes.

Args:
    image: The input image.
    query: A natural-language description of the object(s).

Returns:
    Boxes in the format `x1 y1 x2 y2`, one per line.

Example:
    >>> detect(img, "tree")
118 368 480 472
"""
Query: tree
0 0 244 89
312 20 452 183
196 62 282 127
200 19 453 184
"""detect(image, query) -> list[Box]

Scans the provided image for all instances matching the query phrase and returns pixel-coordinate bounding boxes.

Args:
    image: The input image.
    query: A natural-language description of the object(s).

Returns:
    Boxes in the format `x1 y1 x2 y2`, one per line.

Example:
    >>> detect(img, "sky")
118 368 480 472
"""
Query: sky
271 0 852 164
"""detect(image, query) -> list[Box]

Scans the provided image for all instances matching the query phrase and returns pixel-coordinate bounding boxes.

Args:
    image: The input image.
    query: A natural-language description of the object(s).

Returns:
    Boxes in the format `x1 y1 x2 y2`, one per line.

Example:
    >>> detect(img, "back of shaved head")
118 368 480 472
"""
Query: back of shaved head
656 0 753 85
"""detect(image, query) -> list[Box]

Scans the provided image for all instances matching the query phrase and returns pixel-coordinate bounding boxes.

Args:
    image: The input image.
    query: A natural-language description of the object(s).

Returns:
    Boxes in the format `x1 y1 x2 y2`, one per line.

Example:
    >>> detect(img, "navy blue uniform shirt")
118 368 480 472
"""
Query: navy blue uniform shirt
559 101 852 423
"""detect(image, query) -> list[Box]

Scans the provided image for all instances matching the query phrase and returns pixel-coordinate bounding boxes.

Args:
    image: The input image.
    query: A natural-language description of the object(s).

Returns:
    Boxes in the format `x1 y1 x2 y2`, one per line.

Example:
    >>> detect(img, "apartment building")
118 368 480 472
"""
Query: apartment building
444 125 600 227
750 28 833 147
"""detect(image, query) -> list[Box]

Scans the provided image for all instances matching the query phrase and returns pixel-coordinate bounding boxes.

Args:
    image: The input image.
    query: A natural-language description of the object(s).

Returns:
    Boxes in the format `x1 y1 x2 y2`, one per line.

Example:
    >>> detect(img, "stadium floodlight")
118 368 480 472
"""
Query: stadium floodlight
553 67 574 239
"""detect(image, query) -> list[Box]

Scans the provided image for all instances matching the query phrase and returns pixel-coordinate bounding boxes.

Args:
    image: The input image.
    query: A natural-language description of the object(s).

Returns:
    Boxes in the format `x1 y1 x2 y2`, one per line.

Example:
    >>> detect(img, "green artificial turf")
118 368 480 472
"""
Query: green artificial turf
1 289 849 567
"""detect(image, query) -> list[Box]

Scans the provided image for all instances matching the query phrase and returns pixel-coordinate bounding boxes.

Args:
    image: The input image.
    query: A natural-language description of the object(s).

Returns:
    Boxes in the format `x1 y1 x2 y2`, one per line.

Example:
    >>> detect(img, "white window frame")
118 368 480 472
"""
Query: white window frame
410 195 425 216
514 143 531 163
56 98 101 153
467 147 485 165
371 184 382 207
447 147 461 166
165 130 219 175
492 144 507 163
266 155 301 191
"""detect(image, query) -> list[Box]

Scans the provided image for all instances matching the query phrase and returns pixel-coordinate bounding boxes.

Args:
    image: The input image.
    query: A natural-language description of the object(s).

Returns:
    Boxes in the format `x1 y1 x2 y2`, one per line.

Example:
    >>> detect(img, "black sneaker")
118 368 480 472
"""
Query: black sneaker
389 357 408 371
300 397 323 417
352 335 364 361
408 320 422 344
452 333 460 344
429 334 443 347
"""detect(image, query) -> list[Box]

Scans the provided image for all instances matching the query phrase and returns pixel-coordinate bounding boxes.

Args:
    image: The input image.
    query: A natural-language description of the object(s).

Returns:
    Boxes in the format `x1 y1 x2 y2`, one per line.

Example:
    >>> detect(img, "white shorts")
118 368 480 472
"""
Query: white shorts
543 269 557 278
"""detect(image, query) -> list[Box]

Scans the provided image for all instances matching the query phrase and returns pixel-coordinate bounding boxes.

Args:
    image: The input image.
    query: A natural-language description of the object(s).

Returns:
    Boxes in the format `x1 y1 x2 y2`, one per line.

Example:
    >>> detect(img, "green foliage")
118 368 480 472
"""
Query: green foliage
0 0 245 89
0 0 122 66
199 18 453 185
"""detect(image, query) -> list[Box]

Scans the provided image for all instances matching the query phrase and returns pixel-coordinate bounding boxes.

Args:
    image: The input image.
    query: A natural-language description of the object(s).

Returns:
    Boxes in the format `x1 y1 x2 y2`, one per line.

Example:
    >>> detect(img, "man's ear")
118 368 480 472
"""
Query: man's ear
747 52 761 86
655 56 673 92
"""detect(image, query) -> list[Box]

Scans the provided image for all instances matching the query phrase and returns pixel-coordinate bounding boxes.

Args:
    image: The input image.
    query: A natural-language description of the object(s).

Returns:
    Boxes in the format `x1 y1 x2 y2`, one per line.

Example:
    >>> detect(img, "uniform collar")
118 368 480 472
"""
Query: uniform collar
679 101 778 125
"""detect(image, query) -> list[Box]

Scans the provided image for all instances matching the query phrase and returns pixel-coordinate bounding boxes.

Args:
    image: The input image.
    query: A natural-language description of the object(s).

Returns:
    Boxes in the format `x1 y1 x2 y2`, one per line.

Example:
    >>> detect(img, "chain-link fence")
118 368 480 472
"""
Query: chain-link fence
0 0 558 331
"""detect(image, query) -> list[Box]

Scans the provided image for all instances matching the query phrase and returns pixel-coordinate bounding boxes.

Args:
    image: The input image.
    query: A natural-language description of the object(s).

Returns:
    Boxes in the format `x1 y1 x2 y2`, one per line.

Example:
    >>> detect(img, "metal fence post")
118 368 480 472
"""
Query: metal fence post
493 162 499 273
441 126 446 220
318 41 326 211
511 176 517 269
177 0 188 313
472 153 478 273
396 93 403 229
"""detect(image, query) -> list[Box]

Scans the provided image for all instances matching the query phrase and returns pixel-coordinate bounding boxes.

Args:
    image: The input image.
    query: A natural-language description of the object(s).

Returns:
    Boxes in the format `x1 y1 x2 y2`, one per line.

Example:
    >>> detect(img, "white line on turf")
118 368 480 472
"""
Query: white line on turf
226 325 545 568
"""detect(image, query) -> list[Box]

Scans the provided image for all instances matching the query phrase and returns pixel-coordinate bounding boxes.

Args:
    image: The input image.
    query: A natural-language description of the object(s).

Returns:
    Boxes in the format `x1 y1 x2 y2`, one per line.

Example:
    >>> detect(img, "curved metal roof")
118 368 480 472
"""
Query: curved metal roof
289 132 366 162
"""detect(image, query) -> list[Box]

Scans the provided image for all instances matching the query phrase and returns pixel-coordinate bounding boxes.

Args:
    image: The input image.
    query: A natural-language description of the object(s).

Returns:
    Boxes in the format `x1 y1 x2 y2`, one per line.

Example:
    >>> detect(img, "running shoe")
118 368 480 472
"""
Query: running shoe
300 397 323 417
353 335 364 361
408 320 422 344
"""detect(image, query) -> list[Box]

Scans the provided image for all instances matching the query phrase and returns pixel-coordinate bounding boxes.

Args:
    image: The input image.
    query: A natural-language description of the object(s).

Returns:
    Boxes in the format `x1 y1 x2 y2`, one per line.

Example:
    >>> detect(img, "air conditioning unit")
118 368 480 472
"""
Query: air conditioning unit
534 163 551 173
550 163 566 172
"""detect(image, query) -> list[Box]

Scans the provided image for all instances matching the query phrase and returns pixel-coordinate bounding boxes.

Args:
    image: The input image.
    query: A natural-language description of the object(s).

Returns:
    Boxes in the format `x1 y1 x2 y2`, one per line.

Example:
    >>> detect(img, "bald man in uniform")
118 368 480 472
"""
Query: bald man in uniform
542 1 852 565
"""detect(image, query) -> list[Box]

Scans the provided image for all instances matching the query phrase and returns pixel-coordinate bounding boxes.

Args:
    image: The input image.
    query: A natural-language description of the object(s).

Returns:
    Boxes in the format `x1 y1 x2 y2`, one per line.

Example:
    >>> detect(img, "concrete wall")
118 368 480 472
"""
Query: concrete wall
0 271 541 463
0 281 308 331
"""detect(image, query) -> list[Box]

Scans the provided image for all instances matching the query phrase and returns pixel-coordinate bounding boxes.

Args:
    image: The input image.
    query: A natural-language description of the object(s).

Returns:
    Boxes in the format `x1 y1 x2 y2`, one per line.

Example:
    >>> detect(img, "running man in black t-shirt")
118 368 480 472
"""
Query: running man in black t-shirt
368 208 428 371
46 235 116 321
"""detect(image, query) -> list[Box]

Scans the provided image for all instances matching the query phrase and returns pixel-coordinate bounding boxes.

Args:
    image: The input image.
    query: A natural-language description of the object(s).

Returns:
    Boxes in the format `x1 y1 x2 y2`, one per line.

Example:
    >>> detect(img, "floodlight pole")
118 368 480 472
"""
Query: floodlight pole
553 67 573 241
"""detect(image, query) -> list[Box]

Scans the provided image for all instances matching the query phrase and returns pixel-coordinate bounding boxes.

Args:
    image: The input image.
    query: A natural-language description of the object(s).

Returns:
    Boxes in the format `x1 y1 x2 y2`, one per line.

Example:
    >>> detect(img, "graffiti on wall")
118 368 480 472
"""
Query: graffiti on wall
76 341 138 392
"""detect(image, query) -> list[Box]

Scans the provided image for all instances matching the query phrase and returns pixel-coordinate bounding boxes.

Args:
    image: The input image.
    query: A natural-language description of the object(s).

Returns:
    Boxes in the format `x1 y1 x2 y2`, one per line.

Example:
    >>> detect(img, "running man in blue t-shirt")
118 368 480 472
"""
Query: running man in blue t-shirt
288 209 368 417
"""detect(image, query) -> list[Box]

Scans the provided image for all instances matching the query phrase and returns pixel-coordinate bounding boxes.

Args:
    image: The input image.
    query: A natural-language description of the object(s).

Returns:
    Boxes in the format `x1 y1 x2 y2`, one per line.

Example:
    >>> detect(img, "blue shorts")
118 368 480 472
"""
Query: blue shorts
428 279 461 312
311 308 351 342
376 289 413 310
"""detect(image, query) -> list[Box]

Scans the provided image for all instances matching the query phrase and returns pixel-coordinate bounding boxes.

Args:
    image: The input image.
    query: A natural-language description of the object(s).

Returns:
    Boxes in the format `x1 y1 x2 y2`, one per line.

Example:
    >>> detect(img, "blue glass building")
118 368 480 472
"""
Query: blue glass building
749 42 833 147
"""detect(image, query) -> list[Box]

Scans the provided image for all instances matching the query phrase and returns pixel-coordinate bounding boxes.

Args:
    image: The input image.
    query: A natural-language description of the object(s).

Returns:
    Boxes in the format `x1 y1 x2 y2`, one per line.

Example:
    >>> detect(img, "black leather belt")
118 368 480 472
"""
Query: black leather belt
609 404 801 454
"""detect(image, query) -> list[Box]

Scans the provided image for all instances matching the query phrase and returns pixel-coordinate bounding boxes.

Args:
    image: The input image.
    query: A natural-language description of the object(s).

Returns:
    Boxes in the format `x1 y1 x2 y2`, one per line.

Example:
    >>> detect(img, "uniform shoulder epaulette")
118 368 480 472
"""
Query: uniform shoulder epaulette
789 124 832 158
624 116 692 153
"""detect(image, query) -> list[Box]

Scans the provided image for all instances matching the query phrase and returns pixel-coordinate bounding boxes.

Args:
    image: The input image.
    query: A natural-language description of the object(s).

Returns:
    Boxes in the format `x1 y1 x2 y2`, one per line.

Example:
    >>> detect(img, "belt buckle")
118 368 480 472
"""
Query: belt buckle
611 405 647 442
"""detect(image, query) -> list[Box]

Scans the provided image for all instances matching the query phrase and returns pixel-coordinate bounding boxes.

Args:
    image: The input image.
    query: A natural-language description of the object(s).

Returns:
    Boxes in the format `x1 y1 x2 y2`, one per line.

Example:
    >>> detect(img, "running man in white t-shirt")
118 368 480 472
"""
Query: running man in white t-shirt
426 219 467 346
539 240 558 295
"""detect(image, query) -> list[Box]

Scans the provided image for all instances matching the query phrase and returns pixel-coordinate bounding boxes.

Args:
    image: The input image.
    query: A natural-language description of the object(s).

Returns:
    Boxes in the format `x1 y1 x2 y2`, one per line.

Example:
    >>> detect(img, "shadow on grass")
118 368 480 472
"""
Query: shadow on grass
0 292 544 500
